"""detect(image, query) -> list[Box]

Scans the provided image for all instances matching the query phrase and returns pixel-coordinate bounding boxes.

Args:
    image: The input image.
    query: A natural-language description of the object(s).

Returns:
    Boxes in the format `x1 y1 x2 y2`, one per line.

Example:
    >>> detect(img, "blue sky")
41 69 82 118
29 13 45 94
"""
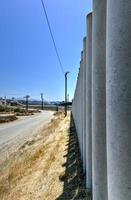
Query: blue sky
0 0 92 101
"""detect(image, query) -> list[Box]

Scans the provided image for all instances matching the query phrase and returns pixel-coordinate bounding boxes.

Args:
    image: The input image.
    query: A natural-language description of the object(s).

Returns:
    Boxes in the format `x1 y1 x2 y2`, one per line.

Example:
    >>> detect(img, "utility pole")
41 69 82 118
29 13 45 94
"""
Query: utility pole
4 96 6 105
65 72 69 117
24 95 30 112
67 94 69 102
40 93 44 110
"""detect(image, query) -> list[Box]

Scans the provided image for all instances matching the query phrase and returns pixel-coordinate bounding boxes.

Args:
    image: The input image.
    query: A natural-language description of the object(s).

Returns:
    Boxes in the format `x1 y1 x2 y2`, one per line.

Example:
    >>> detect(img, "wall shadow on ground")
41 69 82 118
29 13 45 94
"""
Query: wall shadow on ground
56 114 91 200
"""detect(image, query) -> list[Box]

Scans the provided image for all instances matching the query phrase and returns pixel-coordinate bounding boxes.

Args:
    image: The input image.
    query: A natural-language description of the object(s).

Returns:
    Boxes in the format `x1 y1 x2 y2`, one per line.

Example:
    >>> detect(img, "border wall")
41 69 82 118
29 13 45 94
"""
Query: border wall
72 1 131 199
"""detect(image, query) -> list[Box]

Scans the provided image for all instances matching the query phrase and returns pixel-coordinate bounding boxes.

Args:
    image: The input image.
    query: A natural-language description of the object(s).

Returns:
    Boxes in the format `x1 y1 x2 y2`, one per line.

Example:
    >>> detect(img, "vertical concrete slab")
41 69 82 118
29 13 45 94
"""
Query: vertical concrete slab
92 0 107 199
83 37 87 173
86 13 92 190
80 51 84 161
75 61 83 159
76 67 82 155
106 0 131 199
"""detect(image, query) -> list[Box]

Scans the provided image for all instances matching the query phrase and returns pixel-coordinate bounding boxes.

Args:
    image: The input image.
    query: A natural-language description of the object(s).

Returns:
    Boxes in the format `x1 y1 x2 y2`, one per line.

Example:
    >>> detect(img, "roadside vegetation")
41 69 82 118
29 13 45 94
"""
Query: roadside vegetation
0 105 40 123
0 112 89 200
0 105 14 113
0 105 40 114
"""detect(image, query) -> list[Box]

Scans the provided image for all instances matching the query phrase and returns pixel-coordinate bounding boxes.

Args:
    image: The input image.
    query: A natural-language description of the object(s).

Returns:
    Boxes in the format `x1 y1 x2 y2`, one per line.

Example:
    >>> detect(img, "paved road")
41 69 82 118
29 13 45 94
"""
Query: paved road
0 111 54 146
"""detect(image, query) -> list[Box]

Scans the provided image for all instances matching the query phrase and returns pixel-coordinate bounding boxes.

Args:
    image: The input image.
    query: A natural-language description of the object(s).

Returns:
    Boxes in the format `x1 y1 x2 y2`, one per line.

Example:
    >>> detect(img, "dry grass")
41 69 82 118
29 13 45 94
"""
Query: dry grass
0 115 17 123
0 112 69 200
0 111 89 200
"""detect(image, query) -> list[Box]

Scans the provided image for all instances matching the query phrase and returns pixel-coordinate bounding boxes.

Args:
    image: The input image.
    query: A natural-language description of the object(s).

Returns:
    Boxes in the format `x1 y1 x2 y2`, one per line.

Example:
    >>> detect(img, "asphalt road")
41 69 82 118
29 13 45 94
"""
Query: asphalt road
0 111 54 146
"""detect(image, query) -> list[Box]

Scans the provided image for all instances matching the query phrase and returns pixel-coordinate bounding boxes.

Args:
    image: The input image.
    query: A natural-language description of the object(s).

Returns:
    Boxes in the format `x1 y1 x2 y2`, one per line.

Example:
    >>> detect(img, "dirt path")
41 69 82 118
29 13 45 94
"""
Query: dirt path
0 112 89 200
0 111 54 164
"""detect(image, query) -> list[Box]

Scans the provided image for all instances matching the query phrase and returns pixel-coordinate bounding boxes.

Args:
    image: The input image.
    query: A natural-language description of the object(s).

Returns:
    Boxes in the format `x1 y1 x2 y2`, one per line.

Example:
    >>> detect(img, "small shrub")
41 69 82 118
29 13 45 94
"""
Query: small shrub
0 105 11 112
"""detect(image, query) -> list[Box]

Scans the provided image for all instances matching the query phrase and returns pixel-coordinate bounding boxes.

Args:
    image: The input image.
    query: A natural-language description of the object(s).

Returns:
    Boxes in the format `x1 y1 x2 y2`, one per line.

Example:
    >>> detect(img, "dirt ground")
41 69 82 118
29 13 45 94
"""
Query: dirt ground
0 112 89 200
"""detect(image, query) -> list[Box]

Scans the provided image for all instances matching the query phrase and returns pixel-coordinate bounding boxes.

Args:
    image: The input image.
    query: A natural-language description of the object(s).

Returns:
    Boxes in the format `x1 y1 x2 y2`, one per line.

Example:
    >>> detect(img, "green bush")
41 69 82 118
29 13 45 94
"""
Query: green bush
0 105 11 112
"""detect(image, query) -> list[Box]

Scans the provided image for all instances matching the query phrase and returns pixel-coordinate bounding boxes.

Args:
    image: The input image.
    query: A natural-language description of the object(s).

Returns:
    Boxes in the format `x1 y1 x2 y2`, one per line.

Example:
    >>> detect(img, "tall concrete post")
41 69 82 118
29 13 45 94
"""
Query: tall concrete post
106 1 131 199
83 37 87 173
80 51 84 161
92 0 107 199
86 13 92 190
76 62 83 159
76 68 82 154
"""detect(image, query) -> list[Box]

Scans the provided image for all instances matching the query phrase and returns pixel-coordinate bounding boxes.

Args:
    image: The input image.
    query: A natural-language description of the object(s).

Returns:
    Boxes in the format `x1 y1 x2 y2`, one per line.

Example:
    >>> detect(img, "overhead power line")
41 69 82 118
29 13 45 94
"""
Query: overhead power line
40 0 65 75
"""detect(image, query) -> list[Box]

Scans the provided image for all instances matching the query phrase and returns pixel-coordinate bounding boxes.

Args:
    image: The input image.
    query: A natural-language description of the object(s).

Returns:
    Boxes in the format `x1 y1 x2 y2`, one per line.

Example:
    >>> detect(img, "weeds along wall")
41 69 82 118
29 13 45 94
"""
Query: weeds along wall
72 0 131 200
